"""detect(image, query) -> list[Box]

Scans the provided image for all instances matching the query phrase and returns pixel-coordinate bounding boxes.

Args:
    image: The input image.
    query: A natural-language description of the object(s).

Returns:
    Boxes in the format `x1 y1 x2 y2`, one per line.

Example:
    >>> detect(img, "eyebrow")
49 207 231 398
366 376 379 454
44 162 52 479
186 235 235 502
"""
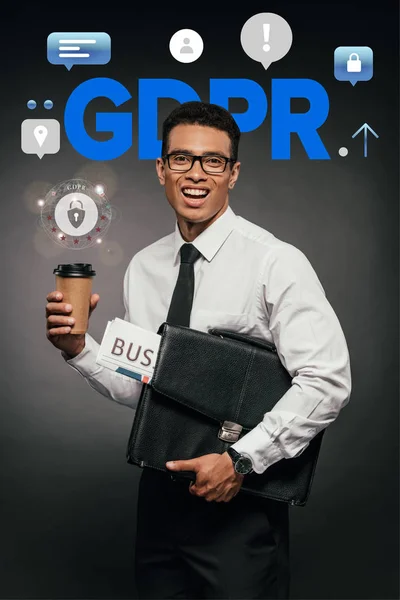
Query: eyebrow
167 149 227 156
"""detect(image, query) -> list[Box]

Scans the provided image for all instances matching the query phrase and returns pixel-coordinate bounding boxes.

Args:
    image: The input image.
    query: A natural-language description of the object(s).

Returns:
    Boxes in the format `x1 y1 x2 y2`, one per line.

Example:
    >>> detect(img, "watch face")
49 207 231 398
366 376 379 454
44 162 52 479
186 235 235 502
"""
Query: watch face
236 456 252 474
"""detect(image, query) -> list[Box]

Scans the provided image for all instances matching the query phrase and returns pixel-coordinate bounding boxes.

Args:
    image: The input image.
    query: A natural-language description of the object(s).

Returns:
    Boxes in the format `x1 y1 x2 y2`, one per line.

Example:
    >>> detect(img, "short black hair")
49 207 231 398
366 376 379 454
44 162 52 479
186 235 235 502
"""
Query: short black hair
161 101 241 162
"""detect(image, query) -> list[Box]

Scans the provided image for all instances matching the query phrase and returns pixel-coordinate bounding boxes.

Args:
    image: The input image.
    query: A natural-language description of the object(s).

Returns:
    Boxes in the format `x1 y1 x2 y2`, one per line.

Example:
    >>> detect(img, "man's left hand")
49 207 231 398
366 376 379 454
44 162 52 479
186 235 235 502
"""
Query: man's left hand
166 452 244 503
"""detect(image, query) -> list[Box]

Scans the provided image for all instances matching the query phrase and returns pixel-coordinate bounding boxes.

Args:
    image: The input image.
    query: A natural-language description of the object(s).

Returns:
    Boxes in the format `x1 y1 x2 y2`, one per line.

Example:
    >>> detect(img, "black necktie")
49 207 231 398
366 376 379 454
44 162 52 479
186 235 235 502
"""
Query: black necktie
166 243 202 327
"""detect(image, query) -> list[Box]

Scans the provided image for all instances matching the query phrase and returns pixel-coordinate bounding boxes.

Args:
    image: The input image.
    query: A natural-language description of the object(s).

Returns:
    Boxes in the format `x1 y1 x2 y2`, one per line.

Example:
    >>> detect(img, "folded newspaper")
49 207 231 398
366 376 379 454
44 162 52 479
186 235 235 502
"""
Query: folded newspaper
96 318 161 384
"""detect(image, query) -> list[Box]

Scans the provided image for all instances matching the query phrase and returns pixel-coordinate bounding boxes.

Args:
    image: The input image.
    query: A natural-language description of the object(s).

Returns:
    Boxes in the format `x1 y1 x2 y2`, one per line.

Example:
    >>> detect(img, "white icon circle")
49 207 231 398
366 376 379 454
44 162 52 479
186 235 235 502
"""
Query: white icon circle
338 147 349 157
54 192 99 236
169 29 204 63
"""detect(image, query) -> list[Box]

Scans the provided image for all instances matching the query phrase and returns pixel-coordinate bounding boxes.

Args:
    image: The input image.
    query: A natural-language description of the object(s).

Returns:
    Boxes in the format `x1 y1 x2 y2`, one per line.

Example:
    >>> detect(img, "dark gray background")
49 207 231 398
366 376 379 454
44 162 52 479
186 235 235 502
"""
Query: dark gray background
1 2 398 599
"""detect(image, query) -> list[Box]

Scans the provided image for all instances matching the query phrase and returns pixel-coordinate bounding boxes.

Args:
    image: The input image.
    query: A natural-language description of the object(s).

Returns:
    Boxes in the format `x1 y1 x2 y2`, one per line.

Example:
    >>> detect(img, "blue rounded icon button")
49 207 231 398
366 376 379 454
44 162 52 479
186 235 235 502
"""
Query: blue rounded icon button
334 46 373 86
47 32 111 71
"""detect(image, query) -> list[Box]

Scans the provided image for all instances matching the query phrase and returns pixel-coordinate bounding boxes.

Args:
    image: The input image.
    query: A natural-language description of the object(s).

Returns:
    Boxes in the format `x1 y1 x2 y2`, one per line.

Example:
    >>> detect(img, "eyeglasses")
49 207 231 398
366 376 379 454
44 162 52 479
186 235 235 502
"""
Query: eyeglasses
163 153 235 174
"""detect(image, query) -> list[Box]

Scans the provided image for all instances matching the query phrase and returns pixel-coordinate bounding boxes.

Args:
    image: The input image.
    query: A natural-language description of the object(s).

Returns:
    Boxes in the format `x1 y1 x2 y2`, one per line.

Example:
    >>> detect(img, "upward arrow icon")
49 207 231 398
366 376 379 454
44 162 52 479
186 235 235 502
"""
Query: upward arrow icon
352 123 379 157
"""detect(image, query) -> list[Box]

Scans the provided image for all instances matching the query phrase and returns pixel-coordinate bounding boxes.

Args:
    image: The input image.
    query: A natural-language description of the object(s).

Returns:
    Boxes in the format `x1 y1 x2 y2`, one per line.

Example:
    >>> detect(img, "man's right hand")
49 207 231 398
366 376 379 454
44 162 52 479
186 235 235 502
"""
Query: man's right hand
46 291 100 359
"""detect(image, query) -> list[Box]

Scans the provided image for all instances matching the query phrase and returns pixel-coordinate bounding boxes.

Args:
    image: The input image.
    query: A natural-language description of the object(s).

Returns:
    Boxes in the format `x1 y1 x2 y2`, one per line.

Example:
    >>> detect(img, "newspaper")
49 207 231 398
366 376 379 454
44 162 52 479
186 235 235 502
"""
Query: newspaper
96 318 161 384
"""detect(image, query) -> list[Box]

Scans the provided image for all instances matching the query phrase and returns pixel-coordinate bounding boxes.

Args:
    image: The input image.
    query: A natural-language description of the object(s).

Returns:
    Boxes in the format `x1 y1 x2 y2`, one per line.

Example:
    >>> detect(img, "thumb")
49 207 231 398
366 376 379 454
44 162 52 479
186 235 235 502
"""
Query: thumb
166 458 199 472
89 293 100 315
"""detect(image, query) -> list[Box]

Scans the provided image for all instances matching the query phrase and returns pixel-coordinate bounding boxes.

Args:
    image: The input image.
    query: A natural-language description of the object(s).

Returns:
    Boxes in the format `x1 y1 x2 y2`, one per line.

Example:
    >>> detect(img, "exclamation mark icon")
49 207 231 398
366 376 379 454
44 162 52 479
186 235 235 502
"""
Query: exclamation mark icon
262 23 271 52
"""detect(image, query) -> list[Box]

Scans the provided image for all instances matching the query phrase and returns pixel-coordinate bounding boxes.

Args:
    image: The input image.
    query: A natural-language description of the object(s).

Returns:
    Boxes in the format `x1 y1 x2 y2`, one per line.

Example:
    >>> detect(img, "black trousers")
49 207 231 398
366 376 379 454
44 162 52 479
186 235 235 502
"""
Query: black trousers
134 468 290 599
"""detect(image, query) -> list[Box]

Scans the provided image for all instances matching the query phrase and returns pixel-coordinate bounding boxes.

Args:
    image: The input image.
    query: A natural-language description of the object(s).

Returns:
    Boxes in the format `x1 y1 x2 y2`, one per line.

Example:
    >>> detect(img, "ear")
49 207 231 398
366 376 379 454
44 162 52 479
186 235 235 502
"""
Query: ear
156 158 166 186
228 161 241 190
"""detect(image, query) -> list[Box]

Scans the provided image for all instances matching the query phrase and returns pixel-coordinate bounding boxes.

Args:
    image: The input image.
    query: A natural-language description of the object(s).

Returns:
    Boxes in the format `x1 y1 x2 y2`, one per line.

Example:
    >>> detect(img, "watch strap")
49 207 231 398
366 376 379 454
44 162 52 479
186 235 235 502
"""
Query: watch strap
227 447 253 474
227 447 241 462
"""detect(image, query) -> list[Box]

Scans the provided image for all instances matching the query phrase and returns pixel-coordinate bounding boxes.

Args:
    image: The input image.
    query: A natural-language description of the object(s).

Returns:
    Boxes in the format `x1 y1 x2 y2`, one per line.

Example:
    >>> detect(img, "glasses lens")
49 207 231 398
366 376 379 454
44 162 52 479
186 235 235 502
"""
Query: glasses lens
202 156 226 173
169 154 192 171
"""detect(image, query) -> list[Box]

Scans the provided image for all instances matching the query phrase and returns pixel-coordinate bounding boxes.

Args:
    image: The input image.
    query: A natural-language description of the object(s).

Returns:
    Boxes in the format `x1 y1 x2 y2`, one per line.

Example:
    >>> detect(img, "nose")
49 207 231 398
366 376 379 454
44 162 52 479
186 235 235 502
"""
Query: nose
186 157 207 180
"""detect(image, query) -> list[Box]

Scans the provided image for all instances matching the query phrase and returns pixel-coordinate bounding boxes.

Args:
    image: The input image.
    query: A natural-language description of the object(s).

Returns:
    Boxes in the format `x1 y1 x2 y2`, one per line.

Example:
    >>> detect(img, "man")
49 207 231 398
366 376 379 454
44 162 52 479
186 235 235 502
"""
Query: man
46 101 351 599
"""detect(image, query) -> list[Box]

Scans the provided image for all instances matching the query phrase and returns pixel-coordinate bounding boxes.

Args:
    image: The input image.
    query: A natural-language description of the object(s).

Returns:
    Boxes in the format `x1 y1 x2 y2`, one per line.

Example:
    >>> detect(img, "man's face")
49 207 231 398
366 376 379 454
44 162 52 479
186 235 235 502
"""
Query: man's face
156 124 240 224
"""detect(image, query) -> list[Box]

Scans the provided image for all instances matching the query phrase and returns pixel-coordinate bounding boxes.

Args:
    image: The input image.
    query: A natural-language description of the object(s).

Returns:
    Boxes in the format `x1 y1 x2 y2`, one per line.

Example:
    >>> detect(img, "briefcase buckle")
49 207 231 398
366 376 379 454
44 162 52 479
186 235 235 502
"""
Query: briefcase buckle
218 421 243 442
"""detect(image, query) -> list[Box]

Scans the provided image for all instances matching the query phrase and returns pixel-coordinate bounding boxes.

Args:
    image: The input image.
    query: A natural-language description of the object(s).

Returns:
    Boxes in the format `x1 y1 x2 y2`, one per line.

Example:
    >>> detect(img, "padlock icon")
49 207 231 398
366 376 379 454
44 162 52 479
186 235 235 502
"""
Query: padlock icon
347 52 361 73
67 199 86 229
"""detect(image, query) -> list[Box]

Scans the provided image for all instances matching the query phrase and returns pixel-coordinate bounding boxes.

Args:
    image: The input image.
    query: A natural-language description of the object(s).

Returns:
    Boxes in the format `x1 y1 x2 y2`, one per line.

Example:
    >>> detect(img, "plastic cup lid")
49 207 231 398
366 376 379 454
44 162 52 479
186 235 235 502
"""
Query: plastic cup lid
53 263 96 277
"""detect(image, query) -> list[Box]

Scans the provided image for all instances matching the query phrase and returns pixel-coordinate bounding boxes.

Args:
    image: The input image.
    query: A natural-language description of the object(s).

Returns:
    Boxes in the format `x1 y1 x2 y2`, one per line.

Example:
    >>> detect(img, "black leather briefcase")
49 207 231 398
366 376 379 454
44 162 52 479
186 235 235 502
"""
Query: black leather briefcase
126 322 325 506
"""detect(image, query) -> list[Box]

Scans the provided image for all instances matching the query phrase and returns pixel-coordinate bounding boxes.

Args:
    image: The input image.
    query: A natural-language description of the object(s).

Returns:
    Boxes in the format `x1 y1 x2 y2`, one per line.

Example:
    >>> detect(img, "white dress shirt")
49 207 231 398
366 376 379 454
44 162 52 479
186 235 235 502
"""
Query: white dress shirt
63 205 351 474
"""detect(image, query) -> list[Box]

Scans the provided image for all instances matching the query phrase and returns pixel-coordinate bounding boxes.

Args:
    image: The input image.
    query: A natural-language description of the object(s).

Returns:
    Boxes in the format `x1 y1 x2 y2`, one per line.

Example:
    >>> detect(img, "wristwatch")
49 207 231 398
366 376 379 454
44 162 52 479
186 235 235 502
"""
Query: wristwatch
226 447 254 475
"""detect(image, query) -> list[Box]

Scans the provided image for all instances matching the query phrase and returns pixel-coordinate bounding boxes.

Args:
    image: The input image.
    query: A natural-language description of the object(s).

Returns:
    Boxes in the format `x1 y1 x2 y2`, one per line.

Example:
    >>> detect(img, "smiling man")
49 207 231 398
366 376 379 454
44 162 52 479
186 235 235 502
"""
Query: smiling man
156 120 239 240
49 101 351 599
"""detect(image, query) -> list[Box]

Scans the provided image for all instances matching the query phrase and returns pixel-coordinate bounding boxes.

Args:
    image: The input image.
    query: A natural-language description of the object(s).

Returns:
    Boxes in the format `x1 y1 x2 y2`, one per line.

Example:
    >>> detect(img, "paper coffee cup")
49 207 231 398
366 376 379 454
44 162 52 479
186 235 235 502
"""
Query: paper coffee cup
53 263 96 335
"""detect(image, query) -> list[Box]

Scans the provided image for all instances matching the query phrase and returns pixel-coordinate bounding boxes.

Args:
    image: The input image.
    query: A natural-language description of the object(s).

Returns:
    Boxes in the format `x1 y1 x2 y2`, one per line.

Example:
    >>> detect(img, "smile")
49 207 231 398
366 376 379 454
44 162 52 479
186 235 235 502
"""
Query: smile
181 187 210 199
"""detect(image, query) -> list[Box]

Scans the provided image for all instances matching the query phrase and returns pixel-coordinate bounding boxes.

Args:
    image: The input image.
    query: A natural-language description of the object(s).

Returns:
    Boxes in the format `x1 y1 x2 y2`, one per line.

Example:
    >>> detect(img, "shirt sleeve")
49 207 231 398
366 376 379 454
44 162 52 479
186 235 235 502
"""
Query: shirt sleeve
60 260 143 410
231 244 352 474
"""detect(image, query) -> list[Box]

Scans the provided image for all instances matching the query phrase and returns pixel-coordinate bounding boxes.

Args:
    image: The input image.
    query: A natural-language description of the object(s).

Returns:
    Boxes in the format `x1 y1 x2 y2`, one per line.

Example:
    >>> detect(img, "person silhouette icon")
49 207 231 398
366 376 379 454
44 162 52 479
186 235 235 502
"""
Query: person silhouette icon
180 38 193 54
169 29 203 63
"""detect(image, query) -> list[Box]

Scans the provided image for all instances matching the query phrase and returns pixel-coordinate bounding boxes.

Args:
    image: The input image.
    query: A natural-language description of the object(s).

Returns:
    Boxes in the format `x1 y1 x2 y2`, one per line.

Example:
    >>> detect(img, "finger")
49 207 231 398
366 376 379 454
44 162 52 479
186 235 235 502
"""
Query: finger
212 485 236 503
226 488 240 502
47 315 75 329
214 492 230 503
46 291 63 302
47 326 72 336
166 459 199 472
188 483 204 497
90 293 100 307
89 294 100 315
205 488 225 502
46 302 72 315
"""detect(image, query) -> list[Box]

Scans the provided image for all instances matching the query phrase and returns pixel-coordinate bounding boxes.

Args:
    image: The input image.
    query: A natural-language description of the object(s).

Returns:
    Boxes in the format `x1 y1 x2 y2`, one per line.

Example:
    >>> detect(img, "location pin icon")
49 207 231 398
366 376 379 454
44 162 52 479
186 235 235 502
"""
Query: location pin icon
34 125 48 147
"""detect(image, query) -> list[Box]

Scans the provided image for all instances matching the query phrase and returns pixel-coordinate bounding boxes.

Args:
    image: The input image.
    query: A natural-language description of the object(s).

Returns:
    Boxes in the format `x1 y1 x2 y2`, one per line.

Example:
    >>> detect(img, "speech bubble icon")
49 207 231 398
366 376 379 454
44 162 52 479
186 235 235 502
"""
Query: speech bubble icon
21 119 60 159
334 46 373 87
47 32 111 71
241 13 293 70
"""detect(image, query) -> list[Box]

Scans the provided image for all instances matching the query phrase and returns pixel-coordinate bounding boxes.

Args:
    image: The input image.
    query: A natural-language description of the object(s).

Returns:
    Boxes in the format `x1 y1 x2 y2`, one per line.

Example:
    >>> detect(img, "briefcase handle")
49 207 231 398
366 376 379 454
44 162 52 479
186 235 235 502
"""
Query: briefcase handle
209 328 278 354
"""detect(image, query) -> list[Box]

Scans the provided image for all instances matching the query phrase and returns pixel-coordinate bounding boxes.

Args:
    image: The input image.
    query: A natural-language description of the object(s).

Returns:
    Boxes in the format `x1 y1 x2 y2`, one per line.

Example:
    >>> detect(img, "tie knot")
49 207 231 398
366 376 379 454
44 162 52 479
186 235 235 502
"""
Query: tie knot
180 243 201 264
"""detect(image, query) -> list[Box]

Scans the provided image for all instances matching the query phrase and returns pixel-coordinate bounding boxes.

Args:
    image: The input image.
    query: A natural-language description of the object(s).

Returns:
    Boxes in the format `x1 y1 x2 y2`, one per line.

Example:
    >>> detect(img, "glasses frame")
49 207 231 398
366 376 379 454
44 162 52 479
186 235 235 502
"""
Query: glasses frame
163 153 236 174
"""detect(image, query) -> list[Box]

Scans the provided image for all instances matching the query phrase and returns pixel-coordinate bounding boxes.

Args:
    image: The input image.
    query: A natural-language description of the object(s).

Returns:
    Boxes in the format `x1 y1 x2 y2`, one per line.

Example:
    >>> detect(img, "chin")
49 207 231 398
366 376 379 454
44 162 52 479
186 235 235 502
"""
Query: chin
168 192 226 224
178 206 210 223
169 195 208 218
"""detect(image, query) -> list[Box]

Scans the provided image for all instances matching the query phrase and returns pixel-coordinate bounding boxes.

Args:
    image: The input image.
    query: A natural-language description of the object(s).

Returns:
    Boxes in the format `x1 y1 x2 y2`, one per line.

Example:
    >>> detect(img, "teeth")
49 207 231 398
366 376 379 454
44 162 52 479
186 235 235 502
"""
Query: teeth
182 188 208 196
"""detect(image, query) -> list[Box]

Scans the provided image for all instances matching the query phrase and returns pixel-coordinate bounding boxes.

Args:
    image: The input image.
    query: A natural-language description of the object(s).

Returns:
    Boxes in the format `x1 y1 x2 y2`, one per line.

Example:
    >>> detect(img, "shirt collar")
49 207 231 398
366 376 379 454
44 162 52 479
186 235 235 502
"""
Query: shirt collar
173 205 237 264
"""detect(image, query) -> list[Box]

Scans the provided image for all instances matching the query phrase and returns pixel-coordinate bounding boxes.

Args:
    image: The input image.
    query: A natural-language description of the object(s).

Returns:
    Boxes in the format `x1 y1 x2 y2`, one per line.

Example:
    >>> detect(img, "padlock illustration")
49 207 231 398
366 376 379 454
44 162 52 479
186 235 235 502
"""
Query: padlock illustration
67 199 86 228
347 52 362 73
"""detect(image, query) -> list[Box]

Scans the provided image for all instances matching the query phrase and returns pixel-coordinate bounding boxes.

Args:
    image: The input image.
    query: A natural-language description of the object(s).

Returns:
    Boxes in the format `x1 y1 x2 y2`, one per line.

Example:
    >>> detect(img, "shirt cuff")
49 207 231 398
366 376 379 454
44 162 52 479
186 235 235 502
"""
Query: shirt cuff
61 333 101 378
230 425 285 474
